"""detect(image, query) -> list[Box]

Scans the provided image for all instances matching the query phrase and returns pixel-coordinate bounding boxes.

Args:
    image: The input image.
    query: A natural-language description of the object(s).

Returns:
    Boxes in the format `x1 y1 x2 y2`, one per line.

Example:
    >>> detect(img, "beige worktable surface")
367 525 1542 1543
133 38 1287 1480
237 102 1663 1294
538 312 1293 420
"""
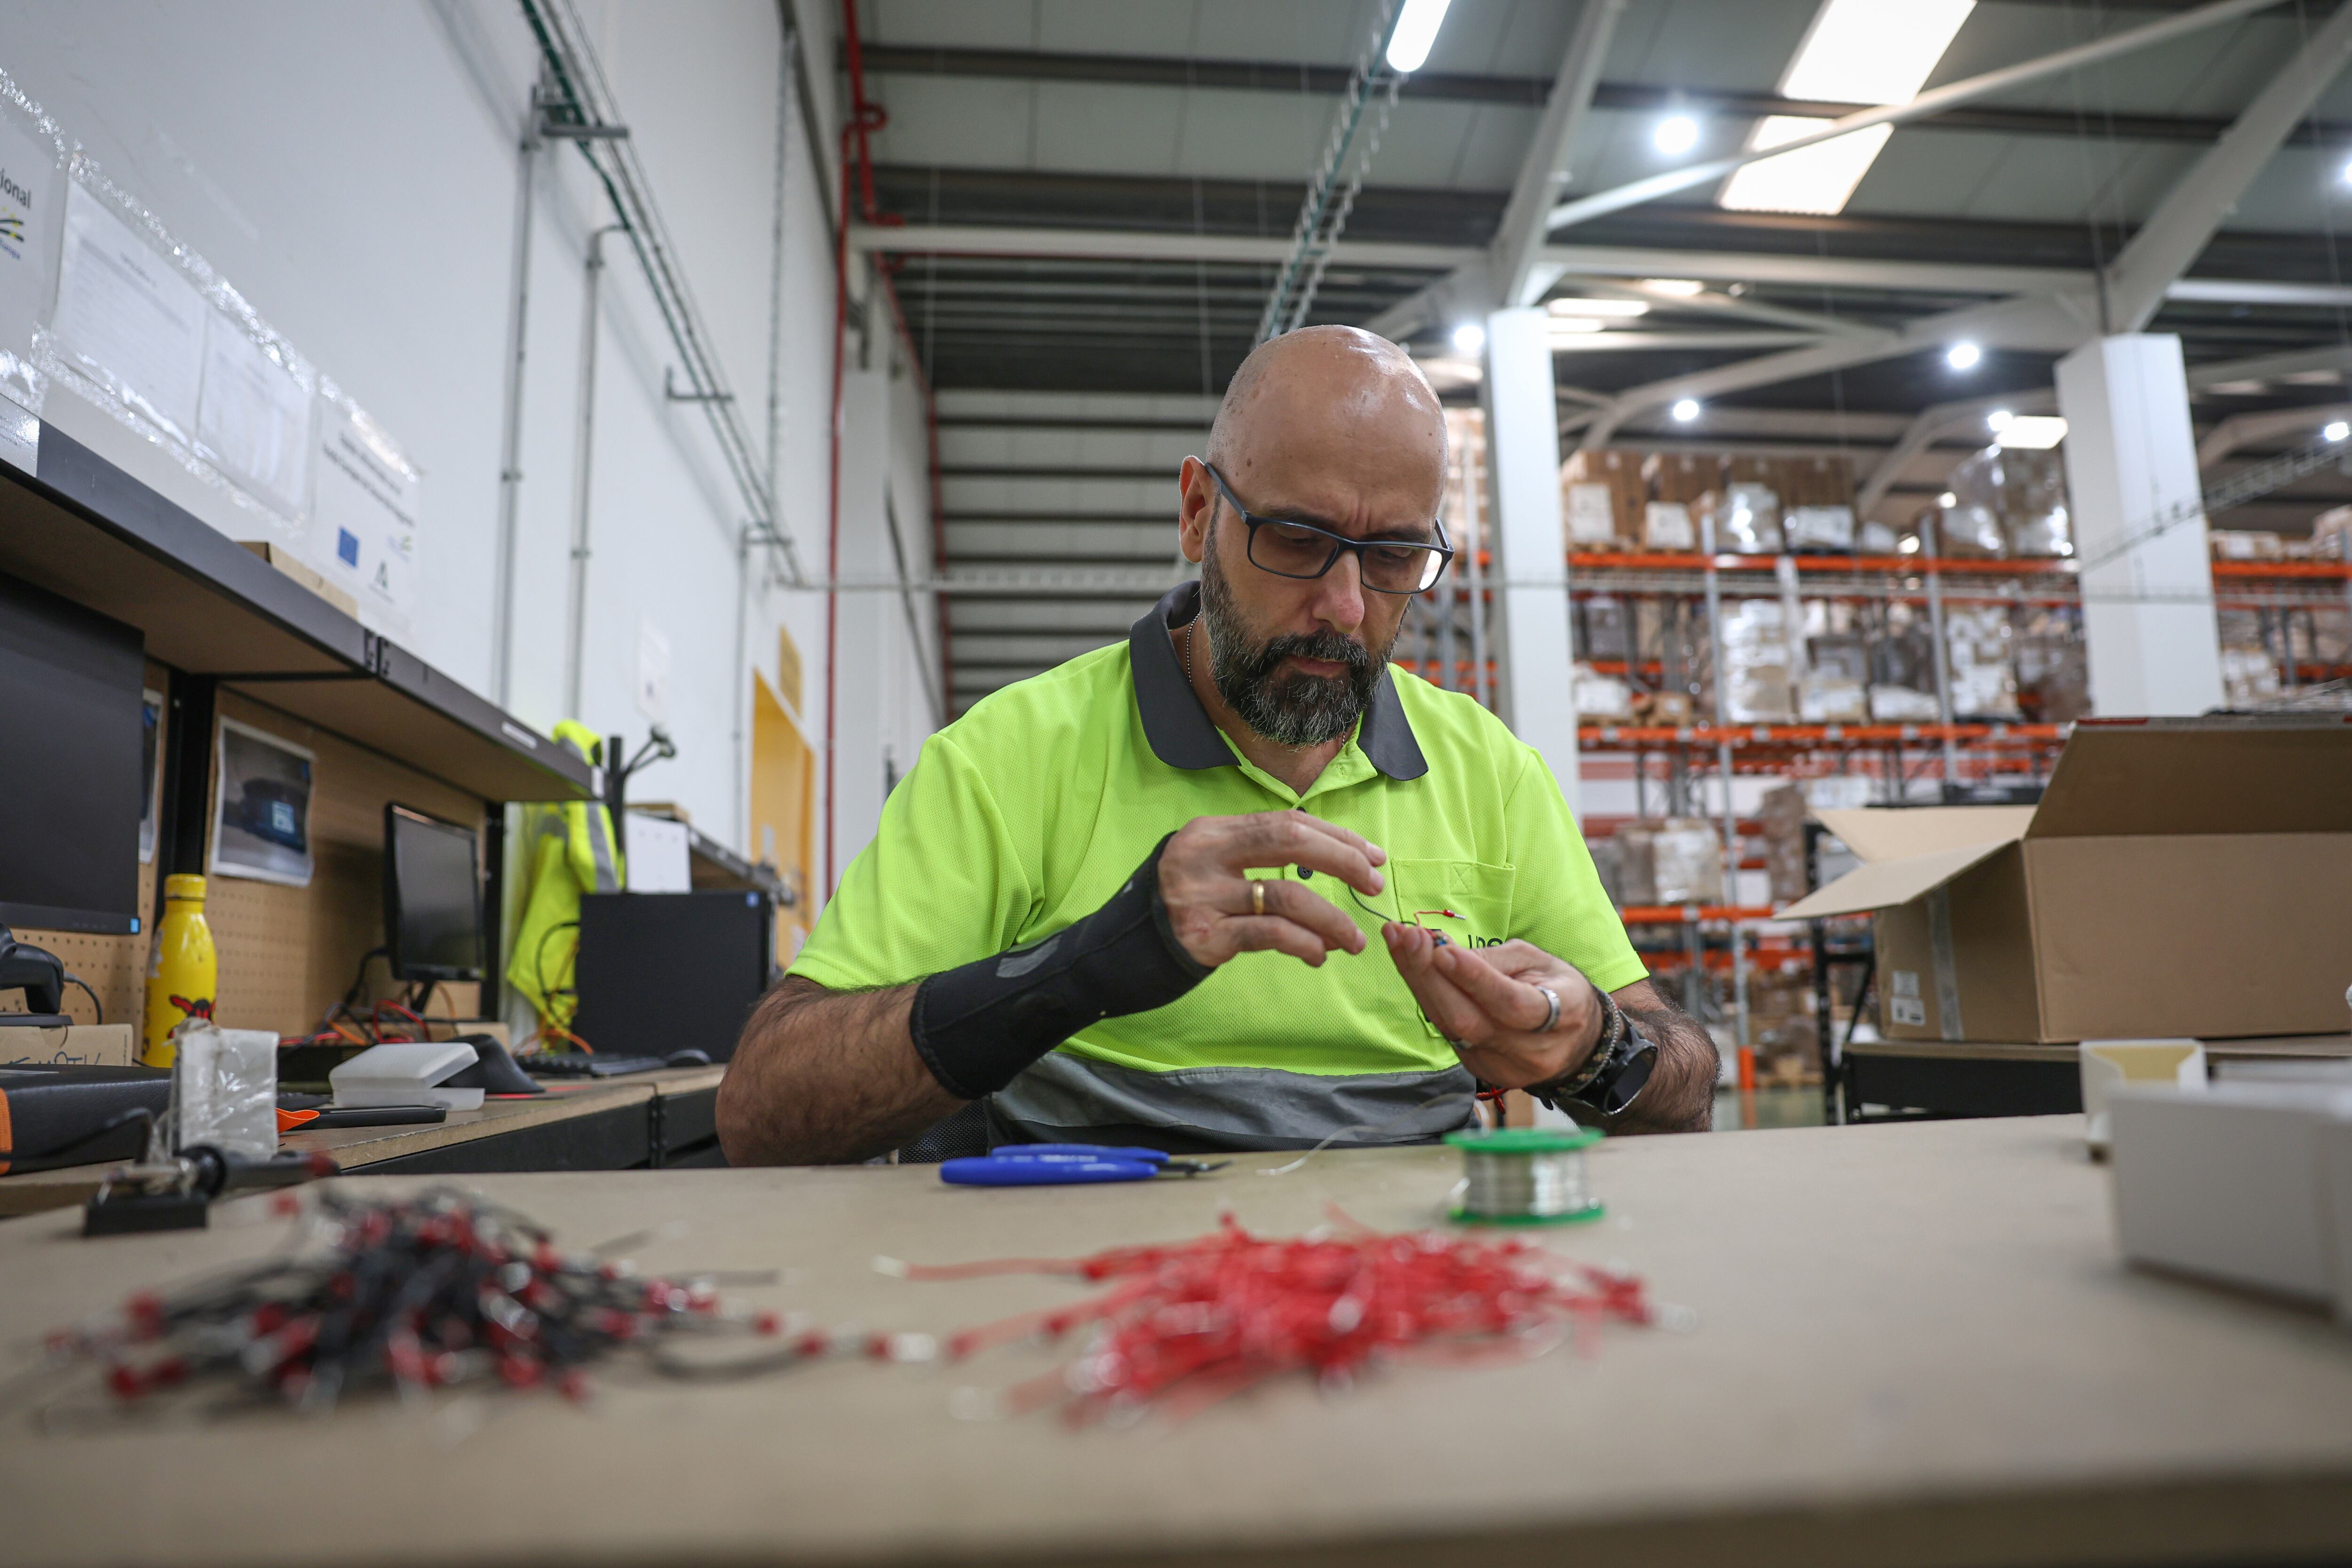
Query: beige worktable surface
0 1067 728 1217
2 1116 2350 1568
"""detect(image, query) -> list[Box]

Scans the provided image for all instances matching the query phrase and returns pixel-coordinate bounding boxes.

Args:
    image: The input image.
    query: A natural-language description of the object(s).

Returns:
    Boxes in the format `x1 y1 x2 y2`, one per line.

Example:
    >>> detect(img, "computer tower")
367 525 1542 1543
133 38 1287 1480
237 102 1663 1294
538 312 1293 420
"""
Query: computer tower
573 890 774 1062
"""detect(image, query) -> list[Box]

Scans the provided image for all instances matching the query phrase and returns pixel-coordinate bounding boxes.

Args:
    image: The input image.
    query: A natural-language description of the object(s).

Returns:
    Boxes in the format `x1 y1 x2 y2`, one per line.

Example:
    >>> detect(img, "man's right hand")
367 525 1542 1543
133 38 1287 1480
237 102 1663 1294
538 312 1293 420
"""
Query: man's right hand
1156 811 1387 969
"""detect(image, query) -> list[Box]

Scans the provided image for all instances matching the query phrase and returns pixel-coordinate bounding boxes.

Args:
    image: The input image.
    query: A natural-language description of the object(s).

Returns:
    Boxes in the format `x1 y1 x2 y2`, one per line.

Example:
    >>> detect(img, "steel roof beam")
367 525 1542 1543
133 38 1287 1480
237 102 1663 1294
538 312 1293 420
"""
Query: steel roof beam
1543 0 2288 237
2102 0 2352 331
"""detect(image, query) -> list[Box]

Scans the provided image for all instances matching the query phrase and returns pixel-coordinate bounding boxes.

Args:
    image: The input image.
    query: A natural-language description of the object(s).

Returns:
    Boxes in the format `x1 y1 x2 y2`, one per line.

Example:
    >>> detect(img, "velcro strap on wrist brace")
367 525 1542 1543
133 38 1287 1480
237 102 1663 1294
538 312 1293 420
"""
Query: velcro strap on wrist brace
909 834 1210 1100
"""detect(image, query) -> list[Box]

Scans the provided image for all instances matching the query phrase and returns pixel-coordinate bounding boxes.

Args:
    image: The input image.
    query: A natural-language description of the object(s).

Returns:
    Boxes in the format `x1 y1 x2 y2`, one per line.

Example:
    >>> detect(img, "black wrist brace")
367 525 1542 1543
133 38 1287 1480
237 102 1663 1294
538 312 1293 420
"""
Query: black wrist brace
908 835 1211 1100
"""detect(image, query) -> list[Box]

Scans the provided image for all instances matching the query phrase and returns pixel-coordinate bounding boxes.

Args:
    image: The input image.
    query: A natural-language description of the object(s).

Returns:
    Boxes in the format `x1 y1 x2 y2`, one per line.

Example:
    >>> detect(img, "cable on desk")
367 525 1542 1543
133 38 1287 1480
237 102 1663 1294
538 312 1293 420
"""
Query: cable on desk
61 972 103 1024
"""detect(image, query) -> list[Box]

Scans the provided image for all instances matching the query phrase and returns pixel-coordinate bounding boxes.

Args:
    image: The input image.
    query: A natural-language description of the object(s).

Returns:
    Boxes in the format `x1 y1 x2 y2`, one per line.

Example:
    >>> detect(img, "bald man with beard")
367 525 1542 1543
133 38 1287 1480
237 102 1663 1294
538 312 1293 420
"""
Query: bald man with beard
718 327 1716 1164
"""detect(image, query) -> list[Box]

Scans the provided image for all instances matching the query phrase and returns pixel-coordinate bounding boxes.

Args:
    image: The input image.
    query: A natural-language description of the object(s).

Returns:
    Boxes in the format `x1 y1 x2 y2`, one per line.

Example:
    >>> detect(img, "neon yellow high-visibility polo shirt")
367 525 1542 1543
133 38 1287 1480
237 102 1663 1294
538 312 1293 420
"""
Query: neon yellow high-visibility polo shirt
789 581 1648 1149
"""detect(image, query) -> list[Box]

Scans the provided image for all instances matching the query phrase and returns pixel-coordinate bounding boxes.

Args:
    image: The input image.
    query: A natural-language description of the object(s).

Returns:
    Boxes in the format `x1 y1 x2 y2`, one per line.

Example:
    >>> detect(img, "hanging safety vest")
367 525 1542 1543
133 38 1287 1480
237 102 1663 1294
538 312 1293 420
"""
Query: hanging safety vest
506 720 625 1036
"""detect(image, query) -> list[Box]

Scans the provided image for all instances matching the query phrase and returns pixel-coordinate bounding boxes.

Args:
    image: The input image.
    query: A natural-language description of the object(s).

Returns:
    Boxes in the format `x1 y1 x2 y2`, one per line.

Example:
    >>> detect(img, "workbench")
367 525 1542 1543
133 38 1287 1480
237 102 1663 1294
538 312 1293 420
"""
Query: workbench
5 1116 2350 1568
0 1066 725 1218
1844 1034 2352 1120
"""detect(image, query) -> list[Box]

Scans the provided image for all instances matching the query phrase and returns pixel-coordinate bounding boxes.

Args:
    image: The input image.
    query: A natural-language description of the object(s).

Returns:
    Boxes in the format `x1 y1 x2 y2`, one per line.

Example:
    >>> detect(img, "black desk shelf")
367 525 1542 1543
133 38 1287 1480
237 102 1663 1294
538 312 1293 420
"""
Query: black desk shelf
0 426 593 804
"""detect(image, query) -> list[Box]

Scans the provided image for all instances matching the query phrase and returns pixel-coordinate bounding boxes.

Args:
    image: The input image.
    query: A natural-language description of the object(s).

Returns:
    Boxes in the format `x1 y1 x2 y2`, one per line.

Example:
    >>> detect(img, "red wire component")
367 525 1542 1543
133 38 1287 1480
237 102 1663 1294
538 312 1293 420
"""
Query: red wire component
909 1210 1661 1421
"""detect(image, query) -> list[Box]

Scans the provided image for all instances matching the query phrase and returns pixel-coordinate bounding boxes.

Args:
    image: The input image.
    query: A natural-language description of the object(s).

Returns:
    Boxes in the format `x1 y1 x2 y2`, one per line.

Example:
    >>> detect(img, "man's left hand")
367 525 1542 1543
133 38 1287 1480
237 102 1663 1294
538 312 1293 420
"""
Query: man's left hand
1383 925 1603 1090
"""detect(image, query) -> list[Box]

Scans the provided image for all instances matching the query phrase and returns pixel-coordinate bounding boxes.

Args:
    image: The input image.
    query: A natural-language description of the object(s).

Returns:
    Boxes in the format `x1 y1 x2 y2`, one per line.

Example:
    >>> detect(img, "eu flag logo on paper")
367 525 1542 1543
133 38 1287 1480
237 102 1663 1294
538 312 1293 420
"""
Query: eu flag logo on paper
337 528 360 567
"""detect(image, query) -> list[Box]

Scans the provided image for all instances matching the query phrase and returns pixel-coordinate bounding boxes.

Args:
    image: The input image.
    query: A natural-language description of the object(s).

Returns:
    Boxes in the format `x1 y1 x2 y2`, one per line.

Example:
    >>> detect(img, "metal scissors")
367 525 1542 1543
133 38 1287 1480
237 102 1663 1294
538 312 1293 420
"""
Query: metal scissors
938 1143 1232 1186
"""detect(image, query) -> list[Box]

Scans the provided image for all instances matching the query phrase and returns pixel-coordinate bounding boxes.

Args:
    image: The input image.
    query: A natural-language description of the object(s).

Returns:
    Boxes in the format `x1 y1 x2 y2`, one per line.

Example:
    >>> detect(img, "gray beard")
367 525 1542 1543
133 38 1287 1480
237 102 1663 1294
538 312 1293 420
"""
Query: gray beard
1198 534 1390 747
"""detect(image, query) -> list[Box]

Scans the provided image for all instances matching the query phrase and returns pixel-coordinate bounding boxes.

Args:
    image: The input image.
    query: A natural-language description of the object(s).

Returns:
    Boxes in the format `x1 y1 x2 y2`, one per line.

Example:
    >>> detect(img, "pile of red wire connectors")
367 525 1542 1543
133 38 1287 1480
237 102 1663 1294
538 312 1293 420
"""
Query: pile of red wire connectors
888 1209 1671 1422
42 1187 930 1414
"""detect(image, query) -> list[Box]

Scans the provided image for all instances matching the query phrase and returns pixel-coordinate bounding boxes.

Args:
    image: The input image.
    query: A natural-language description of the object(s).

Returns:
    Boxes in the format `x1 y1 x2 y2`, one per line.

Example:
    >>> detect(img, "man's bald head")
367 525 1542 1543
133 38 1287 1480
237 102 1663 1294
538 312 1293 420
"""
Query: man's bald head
1205 326 1446 495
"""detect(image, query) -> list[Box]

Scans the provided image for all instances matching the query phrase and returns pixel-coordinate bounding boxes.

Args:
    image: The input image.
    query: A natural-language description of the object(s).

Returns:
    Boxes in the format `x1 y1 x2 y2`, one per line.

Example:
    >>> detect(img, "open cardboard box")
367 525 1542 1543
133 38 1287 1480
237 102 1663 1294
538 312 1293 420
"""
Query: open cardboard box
1777 716 2352 1043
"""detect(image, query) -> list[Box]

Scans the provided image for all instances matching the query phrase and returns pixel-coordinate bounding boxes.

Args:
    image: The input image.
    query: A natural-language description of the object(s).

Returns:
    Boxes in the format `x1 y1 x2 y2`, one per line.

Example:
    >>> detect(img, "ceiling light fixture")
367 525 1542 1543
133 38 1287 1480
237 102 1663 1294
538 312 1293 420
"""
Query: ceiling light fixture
1546 297 1650 318
1986 408 2014 432
1720 0 1976 216
1654 114 1700 156
1385 0 1454 73
2341 157 2352 188
1993 415 2067 450
1640 278 1707 296
2327 420 2351 443
1945 341 1982 371
1671 398 1702 423
1938 491 1958 508
1450 321 1486 355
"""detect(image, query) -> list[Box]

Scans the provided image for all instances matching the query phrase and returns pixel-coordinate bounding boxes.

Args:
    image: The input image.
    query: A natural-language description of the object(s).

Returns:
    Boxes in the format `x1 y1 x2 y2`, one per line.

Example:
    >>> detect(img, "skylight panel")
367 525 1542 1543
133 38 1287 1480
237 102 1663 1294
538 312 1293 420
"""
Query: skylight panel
1719 0 1974 215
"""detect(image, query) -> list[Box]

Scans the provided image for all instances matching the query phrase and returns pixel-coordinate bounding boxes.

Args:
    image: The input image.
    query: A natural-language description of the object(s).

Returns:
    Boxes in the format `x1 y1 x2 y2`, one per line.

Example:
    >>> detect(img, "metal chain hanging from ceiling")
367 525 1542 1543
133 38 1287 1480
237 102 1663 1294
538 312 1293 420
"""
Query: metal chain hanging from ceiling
516 0 804 580
1257 1 1407 344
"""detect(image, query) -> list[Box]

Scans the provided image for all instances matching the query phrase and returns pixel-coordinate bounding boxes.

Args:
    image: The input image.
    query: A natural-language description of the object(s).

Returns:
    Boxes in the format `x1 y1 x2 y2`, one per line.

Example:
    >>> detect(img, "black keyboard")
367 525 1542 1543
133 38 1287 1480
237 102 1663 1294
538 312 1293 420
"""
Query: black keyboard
524 1052 667 1078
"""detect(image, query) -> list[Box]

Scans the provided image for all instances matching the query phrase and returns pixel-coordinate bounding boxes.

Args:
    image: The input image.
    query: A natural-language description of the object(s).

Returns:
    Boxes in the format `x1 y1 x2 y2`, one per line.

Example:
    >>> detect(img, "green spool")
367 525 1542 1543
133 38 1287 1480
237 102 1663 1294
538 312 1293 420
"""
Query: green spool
1445 1126 1606 1226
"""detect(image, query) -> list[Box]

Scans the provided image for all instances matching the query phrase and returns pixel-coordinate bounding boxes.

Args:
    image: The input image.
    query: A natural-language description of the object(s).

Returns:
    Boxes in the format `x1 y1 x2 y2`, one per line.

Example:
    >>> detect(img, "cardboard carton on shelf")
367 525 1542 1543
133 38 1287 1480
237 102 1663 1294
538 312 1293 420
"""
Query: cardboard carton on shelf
0 1024 136 1068
1642 452 1719 506
239 541 360 619
1777 717 2352 1044
1560 449 1645 546
1613 817 1725 907
1642 501 1696 550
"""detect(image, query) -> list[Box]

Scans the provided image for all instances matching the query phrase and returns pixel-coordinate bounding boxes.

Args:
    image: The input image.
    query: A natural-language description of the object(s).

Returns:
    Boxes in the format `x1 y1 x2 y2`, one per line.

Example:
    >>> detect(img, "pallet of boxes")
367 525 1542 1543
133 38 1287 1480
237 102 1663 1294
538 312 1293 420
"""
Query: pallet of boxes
1918 443 2088 724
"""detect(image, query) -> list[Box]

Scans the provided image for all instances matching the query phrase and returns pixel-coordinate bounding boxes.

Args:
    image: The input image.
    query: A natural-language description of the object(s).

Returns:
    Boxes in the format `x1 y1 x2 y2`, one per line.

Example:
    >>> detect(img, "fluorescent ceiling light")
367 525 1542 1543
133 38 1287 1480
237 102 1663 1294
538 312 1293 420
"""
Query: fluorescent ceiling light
1986 408 2013 432
1938 491 1958 508
1450 320 1486 354
1670 398 1702 422
2327 420 2351 443
1721 0 1975 215
1385 0 1453 73
1654 115 1700 156
1993 415 2067 450
1640 278 1706 296
1546 318 1609 334
1945 341 1981 371
1547 296 1650 318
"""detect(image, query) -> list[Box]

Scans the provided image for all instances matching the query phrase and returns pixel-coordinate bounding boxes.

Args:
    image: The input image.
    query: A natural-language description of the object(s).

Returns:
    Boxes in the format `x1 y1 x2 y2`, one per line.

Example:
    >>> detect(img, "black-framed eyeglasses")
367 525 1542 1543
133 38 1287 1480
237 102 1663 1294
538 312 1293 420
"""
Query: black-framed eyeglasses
1204 462 1453 596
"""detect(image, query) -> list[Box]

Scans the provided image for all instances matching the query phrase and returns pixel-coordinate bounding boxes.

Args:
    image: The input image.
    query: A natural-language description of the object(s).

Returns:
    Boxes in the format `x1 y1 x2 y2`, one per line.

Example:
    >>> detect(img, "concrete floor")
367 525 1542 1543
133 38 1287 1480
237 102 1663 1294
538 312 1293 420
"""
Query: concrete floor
1712 1085 1833 1130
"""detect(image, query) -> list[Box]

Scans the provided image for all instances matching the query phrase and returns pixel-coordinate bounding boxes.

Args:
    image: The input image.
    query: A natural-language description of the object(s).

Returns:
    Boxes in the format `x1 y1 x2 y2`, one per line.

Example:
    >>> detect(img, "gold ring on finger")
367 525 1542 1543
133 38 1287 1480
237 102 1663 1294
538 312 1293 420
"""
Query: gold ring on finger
1250 880 1266 917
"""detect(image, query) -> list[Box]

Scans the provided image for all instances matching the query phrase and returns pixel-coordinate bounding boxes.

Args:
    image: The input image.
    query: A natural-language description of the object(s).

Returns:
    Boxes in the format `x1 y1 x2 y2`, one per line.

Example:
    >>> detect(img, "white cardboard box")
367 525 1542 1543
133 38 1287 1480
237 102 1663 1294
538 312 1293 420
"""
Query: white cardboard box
2109 1082 2352 1323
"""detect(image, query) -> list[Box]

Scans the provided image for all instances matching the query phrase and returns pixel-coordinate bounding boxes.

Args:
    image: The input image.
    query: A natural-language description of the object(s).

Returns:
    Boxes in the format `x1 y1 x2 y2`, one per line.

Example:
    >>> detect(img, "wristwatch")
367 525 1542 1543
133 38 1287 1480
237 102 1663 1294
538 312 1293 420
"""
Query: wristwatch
1527 985 1660 1119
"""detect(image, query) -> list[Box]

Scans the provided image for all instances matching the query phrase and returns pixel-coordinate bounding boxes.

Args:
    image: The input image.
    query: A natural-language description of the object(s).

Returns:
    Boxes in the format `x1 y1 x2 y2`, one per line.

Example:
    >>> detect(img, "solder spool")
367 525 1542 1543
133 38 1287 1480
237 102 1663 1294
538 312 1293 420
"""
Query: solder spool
1444 1127 1604 1226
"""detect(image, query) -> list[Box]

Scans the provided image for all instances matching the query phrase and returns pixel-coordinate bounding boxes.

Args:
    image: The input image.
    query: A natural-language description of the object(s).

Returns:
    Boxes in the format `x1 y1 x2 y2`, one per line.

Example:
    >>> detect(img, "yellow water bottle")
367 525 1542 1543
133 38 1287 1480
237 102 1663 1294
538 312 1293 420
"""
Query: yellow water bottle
142 874 218 1067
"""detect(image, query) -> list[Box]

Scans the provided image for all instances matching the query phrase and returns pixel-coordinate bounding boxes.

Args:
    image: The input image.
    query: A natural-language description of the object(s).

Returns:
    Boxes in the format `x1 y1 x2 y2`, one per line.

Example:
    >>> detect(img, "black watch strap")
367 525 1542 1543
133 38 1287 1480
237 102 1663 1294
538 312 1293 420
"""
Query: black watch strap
1573 1016 1659 1118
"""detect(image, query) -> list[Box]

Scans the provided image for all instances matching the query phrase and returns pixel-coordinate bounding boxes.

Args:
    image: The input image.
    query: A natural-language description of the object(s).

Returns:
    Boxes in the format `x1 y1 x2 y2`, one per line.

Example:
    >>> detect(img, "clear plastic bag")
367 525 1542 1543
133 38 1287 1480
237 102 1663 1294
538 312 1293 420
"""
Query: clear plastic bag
168 1024 278 1159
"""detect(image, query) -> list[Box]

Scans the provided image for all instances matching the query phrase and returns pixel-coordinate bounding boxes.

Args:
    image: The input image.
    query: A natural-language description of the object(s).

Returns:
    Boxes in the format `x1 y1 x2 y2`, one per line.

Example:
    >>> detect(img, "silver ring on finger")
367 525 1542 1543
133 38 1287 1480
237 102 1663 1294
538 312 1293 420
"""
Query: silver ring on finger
1250 879 1266 918
1534 984 1562 1033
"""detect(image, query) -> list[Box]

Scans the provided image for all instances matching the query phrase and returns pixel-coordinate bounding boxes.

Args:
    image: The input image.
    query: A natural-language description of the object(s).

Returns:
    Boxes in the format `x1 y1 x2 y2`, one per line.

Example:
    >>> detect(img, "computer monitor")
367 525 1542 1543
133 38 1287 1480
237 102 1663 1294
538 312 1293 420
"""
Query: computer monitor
0 571 144 934
383 804 483 981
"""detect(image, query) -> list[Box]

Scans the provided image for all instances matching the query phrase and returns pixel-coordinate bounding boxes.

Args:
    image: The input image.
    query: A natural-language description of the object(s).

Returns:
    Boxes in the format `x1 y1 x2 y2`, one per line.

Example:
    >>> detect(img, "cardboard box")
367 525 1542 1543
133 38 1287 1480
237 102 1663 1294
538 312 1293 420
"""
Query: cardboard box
1642 452 1719 505
1561 449 1645 545
1778 717 2352 1043
1613 818 1724 907
2109 1080 2352 1318
240 541 361 619
1642 501 1695 550
0 1024 137 1067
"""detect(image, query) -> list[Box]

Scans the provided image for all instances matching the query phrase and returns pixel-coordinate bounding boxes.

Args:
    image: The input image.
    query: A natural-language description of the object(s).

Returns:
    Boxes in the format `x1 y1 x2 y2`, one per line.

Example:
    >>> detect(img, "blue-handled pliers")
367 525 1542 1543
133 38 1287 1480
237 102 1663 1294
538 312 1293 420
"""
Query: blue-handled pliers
938 1144 1231 1186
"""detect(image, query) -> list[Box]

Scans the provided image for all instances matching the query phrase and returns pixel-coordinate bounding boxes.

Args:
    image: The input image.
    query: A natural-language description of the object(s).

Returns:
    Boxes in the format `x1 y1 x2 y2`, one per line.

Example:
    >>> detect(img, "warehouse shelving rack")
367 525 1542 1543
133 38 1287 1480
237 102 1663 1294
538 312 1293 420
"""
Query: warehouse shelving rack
1394 534 2352 1088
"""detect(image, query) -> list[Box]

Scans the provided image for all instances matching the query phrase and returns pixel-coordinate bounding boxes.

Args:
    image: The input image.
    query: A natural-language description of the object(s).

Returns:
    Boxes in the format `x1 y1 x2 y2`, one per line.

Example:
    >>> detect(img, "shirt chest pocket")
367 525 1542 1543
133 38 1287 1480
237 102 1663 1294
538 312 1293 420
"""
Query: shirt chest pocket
1388 858 1517 1035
